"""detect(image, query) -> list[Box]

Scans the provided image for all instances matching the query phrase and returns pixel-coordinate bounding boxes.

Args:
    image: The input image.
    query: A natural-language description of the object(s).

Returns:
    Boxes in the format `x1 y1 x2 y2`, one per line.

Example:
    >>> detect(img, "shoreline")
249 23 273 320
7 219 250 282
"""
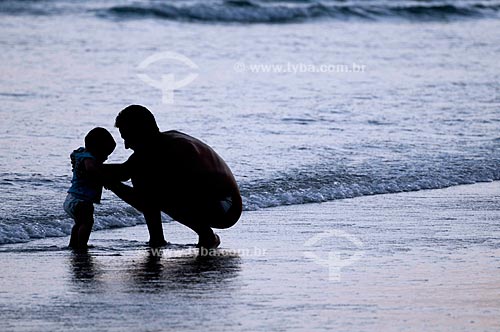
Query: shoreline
0 181 499 331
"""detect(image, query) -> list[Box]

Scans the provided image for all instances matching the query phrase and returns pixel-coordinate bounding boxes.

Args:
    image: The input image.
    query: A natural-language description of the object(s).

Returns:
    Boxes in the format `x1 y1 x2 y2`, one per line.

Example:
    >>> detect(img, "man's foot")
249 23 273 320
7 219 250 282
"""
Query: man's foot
147 239 168 248
196 233 220 249
69 244 90 252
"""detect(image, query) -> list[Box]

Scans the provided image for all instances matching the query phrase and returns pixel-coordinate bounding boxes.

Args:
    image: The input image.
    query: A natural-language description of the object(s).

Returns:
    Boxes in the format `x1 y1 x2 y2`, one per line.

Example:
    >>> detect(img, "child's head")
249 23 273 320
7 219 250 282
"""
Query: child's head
85 127 116 161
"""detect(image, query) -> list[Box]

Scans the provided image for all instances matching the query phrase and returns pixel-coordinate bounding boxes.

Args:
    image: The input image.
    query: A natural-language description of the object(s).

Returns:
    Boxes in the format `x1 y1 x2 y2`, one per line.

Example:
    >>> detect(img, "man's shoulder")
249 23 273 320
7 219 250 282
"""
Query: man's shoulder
160 130 200 147
161 130 191 139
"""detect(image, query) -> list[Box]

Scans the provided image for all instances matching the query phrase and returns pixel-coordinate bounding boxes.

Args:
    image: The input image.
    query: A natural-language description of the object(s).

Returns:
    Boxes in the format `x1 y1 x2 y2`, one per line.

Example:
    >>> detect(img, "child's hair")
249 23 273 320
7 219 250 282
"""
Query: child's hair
85 127 116 156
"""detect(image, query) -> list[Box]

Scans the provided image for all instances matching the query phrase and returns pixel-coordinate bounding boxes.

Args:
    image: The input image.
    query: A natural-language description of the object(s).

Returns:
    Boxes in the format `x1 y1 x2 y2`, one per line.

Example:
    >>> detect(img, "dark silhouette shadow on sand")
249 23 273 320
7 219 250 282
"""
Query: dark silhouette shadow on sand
127 248 242 293
66 245 241 294
68 250 104 292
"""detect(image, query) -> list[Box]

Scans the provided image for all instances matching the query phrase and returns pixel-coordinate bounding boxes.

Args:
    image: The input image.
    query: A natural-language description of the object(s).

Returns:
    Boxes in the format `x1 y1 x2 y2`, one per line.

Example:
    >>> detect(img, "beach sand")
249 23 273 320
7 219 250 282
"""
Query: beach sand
1 182 499 331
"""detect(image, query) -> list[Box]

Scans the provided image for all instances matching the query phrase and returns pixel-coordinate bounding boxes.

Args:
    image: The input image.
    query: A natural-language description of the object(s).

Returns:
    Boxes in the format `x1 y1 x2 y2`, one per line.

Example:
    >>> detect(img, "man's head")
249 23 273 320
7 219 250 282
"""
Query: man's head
85 127 116 162
115 105 160 150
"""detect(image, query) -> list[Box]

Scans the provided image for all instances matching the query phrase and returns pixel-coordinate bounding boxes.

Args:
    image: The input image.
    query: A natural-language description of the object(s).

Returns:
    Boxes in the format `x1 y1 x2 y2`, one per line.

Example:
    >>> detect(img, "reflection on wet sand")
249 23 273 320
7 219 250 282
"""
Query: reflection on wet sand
127 249 242 292
67 247 242 294
68 250 105 292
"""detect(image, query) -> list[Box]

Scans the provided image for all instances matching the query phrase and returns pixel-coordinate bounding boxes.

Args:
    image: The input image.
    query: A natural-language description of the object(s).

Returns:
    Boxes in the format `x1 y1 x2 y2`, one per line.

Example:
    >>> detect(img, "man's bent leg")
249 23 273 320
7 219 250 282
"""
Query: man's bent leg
162 205 217 248
161 195 242 248
106 182 144 212
142 207 167 247
107 182 166 246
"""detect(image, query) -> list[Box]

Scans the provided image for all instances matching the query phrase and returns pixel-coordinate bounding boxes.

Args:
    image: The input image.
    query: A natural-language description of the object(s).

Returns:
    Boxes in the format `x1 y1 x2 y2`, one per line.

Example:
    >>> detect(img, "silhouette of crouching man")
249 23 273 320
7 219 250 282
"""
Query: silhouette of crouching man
104 105 242 248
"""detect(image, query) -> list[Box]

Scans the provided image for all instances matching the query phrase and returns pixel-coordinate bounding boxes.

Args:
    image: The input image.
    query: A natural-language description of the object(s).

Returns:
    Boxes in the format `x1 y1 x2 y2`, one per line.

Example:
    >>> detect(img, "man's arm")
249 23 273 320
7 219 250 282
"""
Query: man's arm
101 163 132 182
84 158 109 181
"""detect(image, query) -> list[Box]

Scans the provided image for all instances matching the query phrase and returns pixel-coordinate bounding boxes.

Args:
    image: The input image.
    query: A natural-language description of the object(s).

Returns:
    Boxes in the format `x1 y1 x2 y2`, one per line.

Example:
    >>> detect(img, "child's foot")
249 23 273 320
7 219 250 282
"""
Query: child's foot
196 233 220 249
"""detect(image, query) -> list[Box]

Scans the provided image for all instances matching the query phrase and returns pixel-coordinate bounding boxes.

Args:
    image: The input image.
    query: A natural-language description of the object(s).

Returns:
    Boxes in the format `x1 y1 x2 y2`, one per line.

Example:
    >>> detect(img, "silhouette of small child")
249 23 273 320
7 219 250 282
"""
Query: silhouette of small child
63 127 116 250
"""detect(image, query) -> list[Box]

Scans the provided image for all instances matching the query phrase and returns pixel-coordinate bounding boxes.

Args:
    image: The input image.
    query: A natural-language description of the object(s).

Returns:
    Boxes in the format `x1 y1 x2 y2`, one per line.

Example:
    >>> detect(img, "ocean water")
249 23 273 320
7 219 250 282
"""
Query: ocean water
0 0 499 244
0 183 499 331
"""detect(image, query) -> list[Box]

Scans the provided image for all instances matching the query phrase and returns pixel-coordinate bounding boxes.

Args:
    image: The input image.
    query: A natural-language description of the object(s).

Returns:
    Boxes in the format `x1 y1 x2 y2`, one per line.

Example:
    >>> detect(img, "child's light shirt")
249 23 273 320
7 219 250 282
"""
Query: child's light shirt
67 147 102 203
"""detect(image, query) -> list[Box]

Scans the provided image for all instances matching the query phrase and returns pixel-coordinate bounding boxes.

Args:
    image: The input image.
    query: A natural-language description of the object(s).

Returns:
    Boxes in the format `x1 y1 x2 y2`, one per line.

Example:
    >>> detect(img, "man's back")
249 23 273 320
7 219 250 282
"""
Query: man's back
129 130 239 201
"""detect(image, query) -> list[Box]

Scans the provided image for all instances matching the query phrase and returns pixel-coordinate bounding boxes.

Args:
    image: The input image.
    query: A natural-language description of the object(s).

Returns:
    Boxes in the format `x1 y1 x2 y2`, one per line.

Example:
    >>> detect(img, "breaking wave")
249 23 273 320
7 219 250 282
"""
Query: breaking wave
1 155 498 244
103 0 500 23
2 0 500 23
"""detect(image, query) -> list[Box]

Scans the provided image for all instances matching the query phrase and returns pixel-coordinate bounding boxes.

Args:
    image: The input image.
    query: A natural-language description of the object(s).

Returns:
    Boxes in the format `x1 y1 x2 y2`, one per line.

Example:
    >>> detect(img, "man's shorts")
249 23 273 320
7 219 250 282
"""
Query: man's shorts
63 193 94 220
220 196 233 214
160 192 242 229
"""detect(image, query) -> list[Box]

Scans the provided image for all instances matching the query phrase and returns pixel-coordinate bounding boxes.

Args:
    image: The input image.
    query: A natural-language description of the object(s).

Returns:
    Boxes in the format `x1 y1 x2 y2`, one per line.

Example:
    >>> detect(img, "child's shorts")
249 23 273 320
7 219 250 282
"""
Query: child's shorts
63 193 94 220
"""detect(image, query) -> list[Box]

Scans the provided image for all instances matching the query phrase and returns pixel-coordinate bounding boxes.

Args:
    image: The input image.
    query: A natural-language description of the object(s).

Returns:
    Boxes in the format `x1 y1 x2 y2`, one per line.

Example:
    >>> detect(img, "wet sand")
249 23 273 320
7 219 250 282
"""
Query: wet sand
1 182 499 331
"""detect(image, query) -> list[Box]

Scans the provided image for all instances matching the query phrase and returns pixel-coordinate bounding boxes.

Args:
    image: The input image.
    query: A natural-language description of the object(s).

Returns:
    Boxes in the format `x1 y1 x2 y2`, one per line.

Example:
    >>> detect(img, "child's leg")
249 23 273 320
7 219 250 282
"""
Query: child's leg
71 201 94 250
75 213 94 249
69 224 79 248
65 195 82 248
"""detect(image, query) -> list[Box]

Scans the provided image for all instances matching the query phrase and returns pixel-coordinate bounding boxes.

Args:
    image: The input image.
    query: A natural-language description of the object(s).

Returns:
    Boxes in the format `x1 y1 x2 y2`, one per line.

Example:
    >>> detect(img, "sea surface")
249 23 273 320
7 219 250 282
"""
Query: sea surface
0 0 499 244
0 183 499 331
